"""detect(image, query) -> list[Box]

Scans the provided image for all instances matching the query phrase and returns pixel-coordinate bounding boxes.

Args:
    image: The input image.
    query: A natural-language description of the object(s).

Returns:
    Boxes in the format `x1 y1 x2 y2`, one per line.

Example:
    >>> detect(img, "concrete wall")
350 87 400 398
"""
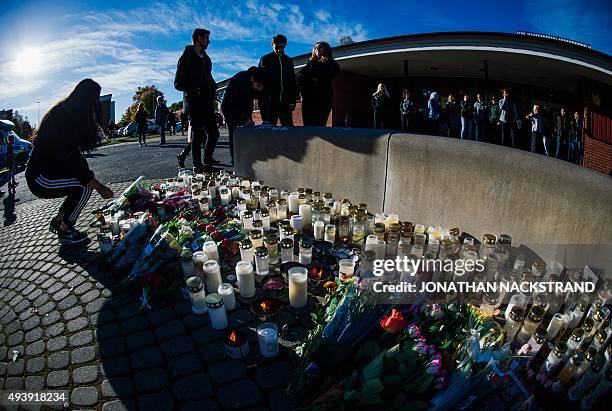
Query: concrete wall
234 127 612 245
234 127 390 212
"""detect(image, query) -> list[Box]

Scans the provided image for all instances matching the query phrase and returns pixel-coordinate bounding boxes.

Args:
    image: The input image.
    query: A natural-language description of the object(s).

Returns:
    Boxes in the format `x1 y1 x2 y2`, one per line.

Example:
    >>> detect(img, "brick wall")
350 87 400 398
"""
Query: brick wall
583 136 612 175
251 101 332 127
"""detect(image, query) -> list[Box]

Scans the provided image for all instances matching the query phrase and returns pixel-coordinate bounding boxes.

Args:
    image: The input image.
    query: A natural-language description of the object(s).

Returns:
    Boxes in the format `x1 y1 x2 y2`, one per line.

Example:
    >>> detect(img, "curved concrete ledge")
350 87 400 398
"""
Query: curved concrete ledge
386 133 612 245
234 126 390 212
234 126 612 245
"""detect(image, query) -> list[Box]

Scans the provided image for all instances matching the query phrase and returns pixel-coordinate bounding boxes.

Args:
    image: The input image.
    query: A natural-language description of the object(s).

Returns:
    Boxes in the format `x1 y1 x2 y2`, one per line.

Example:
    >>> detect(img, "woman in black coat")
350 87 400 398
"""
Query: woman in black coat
297 42 339 126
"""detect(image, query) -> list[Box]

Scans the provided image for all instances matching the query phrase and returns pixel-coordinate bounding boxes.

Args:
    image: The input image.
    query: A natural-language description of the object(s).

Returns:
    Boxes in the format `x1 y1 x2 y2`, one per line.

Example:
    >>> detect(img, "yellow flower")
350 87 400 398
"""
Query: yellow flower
323 281 337 294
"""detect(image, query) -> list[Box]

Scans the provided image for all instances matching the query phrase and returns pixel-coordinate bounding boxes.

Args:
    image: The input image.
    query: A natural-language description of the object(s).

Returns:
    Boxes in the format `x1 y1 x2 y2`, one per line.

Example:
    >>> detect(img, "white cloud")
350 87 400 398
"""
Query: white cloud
314 10 331 22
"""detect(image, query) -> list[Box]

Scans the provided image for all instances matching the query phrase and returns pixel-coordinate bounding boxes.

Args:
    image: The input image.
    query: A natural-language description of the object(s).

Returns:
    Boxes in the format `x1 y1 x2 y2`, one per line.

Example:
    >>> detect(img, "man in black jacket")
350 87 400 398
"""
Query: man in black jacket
174 28 220 171
221 67 266 166
258 34 296 126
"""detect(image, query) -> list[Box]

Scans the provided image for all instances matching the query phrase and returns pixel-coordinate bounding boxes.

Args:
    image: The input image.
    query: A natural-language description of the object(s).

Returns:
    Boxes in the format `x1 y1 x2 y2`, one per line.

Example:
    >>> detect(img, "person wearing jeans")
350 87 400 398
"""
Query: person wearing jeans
155 96 168 145
526 105 543 153
460 94 473 140
25 79 114 245
554 107 571 160
473 93 486 142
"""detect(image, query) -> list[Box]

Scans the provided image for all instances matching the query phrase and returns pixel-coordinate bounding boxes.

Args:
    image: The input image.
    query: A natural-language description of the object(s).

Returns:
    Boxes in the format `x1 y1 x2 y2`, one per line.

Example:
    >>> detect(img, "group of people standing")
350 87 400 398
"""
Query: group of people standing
174 29 340 170
132 97 179 147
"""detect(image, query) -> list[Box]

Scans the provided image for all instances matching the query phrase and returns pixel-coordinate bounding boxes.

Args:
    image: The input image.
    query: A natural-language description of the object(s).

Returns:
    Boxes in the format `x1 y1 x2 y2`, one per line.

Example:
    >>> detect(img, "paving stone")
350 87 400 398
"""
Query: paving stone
99 337 126 358
69 330 94 347
101 377 133 398
254 362 292 389
47 351 70 370
32 294 49 308
0 362 5 376
208 359 247 385
134 368 169 393
71 346 97 365
5 376 24 389
26 288 43 301
5 321 20 334
192 326 226 345
58 295 79 311
155 319 187 340
47 336 68 352
198 340 226 363
67 275 85 288
25 327 43 344
80 289 101 304
13 299 30 313
168 352 204 377
41 310 61 326
25 375 45 391
72 365 98 384
161 336 195 357
228 309 253 328
23 315 42 332
52 288 71 302
147 306 176 326
172 372 213 401
115 303 140 321
174 300 192 316
181 399 222 411
130 346 164 370
26 340 45 357
268 388 300 411
7 331 24 346
102 399 135 411
85 298 106 314
217 379 262 409
37 301 56 316
67 317 90 332
74 282 93 295
45 322 65 338
99 356 129 377
125 331 155 351
91 308 115 325
47 370 69 388
243 347 276 369
71 386 98 406
97 322 120 341
120 316 148 335
137 392 174 410
182 312 211 329
63 305 84 321
7 359 25 376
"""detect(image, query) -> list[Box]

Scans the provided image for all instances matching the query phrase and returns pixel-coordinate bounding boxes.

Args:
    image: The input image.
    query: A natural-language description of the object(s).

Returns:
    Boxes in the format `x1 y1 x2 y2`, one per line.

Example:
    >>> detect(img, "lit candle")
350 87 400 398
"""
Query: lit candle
339 259 356 280
218 283 236 311
203 240 219 262
299 204 312 230
203 260 223 294
186 276 207 314
231 186 241 200
206 293 227 330
386 214 399 229
236 261 256 298
288 267 308 308
276 199 288 220
288 192 299 214
257 322 279 358
290 215 304 233
299 241 313 265
110 217 121 235
241 210 254 230
313 221 325 240
192 251 208 280
239 239 254 263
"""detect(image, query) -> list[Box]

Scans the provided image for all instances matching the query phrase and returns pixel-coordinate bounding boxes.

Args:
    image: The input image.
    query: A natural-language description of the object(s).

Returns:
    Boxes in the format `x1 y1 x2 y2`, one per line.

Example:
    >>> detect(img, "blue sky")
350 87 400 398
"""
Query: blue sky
1 0 610 126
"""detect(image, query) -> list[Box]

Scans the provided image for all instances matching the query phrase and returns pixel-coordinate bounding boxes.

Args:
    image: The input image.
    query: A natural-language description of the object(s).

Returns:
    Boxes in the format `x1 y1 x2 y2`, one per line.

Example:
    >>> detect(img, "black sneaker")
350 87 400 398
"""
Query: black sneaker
58 228 88 245
49 219 62 234
205 158 222 165
177 154 185 168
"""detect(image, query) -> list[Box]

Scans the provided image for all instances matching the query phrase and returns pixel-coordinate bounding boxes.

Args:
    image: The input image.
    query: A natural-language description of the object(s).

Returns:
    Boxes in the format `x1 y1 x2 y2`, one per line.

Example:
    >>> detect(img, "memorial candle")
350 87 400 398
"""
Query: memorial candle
235 261 256 298
206 293 228 330
186 276 207 314
299 204 312 230
218 283 236 311
313 221 325 240
290 215 304 233
288 192 299 214
257 322 279 358
203 260 223 294
203 240 219 262
192 251 208 280
288 267 308 308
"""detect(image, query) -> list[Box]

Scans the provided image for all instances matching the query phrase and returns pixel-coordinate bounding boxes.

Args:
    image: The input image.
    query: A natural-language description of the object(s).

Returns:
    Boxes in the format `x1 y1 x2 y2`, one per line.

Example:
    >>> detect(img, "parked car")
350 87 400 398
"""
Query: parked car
0 119 33 169
123 120 157 137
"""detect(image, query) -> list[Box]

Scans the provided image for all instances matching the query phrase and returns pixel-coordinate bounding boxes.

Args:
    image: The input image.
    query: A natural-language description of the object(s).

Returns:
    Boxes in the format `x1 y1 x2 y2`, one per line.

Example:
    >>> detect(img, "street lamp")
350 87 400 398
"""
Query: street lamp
36 101 40 126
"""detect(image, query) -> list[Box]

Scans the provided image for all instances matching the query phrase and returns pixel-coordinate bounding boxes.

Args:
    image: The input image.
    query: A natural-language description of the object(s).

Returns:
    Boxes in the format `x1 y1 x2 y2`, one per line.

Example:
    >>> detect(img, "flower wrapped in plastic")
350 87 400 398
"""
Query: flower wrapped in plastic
107 212 156 272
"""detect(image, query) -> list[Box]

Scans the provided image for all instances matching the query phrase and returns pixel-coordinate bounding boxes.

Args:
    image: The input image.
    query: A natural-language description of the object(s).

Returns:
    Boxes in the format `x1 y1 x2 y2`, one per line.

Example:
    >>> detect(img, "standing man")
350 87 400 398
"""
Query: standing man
489 96 500 144
258 34 296 126
174 28 220 171
180 110 188 136
526 105 543 153
221 67 266 166
499 88 519 148
155 96 168 145
399 89 415 132
473 93 487 142
460 94 473 140
554 107 571 160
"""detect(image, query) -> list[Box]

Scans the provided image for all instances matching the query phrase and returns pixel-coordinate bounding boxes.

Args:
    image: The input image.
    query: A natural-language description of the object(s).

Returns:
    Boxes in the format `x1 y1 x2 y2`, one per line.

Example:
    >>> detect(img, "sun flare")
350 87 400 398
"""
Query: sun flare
13 47 44 75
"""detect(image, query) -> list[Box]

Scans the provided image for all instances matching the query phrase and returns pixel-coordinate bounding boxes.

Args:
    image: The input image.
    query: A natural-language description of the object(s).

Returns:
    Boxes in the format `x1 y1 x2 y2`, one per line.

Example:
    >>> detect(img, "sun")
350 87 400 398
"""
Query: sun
13 47 44 75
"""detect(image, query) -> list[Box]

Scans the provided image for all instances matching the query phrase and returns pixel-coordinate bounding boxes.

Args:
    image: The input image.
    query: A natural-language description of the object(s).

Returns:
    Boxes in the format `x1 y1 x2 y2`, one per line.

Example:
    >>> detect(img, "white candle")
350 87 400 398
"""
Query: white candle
218 283 236 311
192 251 208 280
313 221 325 240
386 214 399 228
375 240 386 260
257 322 279 358
299 204 312 230
203 260 222 294
186 276 207 314
203 240 219 262
411 244 424 258
288 267 308 308
235 261 256 298
290 215 303 232
288 192 299 213
206 293 227 330
339 259 356 280
231 186 241 200
261 213 271 231
220 189 231 205
110 218 120 235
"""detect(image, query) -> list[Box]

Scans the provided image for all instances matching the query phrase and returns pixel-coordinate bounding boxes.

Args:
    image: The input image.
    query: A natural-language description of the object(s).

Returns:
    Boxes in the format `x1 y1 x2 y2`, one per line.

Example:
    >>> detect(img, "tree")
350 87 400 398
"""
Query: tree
133 85 164 118
9 110 34 140
118 102 139 127
169 101 183 112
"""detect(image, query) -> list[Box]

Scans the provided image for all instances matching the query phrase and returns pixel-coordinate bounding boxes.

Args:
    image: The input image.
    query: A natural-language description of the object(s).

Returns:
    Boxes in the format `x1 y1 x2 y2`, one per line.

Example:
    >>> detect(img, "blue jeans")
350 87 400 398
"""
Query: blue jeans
474 120 484 142
461 117 472 140
569 139 582 164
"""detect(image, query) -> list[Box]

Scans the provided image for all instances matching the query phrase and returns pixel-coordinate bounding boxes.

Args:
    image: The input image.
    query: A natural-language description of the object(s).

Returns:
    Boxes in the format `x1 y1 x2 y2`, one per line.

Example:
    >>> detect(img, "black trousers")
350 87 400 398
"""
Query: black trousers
137 127 147 144
260 99 293 126
501 122 517 148
401 114 410 131
531 131 542 153
26 174 93 227
302 99 331 127
188 98 220 167
373 110 383 129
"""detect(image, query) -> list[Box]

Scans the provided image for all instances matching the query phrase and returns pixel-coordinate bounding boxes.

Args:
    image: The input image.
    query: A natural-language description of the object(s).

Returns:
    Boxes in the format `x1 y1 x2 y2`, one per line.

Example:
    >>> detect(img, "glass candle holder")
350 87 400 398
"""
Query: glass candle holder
264 236 280 266
290 215 304 233
339 259 356 280
521 325 547 358
411 244 424 258
276 199 288 220
567 328 585 353
250 229 263 248
98 234 113 254
252 219 263 232
288 192 299 214
337 216 350 239
414 233 426 246
313 221 325 240
299 204 312 230
288 267 308 308
546 312 566 341
257 322 279 358
242 210 254 230
218 283 236 311
386 232 400 257
206 293 228 330
375 240 387 260
255 246 270 276
192 251 208 280
324 224 336 243
239 239 254 263
260 210 271 231
299 241 313 265
235 261 256 298
282 228 295 242
179 248 195 278
558 350 585 385
220 188 231 205
203 260 223 295
203 240 219 262
516 305 545 344
186 276 207 314
280 239 294 263
540 342 568 376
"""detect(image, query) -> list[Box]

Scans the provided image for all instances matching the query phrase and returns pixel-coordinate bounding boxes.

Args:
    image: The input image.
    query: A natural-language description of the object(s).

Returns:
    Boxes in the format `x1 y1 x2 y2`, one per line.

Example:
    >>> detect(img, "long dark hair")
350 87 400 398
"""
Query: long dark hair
34 78 104 150
309 42 333 62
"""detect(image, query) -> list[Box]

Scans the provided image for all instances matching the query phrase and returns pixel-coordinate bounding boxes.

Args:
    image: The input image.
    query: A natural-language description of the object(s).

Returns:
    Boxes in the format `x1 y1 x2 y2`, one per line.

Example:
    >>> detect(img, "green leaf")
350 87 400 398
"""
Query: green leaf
344 390 358 401
355 341 380 363
396 347 415 364
362 378 384 394
359 391 382 405
362 353 384 380
382 374 403 386
398 363 408 378
384 343 401 358
404 374 434 394
429 325 438 332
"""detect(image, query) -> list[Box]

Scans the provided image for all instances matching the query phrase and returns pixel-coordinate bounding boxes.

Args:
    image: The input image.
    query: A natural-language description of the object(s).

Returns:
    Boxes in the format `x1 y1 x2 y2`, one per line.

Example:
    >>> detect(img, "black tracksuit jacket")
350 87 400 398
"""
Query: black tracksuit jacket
258 51 296 105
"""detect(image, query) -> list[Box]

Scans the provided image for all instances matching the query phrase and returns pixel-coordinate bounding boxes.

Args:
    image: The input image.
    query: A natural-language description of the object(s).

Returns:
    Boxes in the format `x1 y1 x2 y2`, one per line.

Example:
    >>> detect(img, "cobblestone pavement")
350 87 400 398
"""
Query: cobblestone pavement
0 181 311 410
